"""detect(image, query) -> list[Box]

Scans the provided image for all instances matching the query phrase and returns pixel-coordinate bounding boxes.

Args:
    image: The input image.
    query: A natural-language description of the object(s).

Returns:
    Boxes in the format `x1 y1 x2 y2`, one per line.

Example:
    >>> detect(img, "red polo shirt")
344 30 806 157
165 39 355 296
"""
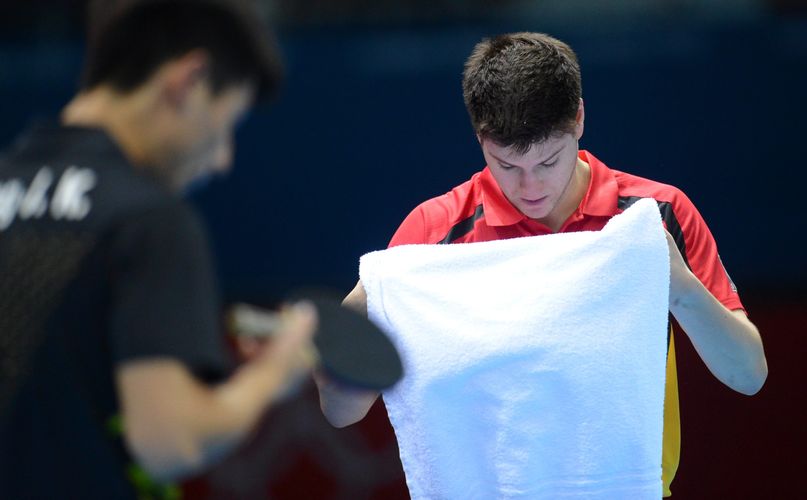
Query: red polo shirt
388 149 744 496
390 150 742 312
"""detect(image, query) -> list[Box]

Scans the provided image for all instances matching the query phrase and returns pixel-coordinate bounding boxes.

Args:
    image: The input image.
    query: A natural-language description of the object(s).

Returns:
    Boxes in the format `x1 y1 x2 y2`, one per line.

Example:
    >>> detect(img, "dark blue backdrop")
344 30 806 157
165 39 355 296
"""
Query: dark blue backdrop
2 18 805 303
3 14 806 499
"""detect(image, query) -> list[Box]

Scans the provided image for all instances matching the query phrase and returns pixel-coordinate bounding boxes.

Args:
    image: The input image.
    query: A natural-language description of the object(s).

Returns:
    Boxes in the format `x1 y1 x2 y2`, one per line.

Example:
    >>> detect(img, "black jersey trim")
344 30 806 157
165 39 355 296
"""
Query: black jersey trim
619 196 688 353
438 204 485 244
617 196 690 269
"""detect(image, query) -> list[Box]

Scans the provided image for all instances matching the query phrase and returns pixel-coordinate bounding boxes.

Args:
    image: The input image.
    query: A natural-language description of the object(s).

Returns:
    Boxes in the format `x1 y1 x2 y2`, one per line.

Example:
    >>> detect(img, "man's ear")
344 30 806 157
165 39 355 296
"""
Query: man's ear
574 98 585 140
159 49 210 109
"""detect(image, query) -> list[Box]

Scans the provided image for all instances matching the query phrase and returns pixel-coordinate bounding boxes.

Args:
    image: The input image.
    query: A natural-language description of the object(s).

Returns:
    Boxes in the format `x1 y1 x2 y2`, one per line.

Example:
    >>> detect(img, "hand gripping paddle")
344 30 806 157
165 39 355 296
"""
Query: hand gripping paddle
228 290 403 391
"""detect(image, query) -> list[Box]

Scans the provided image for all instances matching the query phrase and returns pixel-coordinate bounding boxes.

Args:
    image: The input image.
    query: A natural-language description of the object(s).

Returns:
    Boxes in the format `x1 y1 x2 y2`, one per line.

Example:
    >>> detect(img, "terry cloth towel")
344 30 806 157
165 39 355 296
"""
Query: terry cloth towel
359 198 670 500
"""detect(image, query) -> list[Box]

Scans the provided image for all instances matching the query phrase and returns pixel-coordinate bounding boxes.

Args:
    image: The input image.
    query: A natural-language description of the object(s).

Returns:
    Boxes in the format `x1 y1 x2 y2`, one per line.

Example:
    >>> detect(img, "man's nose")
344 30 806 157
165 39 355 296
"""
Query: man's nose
519 168 544 190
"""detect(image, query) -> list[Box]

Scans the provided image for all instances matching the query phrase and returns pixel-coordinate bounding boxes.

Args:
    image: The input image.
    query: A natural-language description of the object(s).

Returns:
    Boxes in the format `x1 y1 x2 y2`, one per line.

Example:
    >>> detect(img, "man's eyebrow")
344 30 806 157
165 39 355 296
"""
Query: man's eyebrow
489 152 513 166
539 149 563 164
489 147 563 167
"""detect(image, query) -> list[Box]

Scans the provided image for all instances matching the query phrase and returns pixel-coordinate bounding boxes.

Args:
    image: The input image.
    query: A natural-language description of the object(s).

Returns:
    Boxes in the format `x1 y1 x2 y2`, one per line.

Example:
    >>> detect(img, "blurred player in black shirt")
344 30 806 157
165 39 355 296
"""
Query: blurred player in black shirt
0 1 317 498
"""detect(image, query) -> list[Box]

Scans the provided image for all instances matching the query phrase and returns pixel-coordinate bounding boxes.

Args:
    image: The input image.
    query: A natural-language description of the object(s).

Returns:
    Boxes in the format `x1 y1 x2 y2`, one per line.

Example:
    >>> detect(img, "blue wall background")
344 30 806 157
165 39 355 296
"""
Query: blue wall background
2 17 805 303
3 9 806 498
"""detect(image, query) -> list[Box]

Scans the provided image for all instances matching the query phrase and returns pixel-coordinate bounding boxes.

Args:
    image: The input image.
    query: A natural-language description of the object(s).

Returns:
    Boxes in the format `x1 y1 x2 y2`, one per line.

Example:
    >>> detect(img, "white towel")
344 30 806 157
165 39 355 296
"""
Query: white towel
359 198 670 500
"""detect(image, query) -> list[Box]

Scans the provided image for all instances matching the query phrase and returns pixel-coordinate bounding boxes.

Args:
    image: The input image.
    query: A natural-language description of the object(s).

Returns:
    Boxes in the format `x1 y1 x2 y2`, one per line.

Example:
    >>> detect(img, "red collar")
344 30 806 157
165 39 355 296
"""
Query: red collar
479 150 619 227
578 150 620 217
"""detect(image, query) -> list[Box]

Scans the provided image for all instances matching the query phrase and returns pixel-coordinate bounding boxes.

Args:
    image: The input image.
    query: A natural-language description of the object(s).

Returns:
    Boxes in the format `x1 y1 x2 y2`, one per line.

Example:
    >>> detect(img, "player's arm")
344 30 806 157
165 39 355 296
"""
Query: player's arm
110 202 318 481
117 303 316 482
314 279 380 428
315 205 431 427
665 231 767 395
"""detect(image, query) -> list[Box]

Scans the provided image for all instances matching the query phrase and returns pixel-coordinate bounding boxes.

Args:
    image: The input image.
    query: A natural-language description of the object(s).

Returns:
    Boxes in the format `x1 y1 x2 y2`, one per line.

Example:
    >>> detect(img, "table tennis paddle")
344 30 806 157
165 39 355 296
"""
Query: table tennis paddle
228 290 403 391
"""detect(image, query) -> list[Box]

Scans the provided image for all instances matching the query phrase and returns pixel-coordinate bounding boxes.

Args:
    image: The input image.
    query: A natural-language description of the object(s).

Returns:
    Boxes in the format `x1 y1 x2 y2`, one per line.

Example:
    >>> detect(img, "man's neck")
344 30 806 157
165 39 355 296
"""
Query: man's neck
61 86 156 170
542 157 591 232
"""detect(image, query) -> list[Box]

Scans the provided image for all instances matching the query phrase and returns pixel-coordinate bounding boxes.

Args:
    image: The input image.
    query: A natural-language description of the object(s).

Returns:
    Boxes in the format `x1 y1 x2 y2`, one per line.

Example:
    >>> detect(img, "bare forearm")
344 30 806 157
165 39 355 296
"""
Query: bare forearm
151 373 267 481
343 279 368 316
670 271 767 395
119 364 243 482
120 305 316 482
123 358 307 482
315 371 379 428
313 279 378 427
191 350 310 465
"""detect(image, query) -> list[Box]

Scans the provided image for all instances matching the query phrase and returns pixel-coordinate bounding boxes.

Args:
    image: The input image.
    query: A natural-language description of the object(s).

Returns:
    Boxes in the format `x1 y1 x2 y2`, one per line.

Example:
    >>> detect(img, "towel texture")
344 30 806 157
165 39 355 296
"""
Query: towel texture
359 198 670 499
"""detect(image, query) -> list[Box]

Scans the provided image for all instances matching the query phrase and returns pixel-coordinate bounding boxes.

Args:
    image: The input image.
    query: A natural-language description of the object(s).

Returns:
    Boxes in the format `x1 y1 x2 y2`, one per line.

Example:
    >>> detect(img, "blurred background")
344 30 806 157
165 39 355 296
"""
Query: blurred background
2 0 805 498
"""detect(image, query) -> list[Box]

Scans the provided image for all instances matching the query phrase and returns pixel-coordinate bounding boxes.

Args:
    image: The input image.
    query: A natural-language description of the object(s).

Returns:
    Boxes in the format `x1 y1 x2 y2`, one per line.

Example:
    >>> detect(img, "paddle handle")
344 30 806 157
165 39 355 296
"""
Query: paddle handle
227 303 282 338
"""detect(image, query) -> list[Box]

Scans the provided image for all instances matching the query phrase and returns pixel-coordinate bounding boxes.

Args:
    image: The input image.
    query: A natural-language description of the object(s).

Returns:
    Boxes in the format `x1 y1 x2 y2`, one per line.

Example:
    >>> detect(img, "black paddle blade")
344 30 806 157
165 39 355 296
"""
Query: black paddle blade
310 295 403 390
287 288 403 390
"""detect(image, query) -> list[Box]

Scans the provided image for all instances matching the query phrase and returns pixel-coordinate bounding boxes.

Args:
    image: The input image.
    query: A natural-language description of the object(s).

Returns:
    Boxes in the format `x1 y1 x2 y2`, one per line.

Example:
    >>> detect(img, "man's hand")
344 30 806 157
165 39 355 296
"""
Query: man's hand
251 302 319 402
227 301 319 400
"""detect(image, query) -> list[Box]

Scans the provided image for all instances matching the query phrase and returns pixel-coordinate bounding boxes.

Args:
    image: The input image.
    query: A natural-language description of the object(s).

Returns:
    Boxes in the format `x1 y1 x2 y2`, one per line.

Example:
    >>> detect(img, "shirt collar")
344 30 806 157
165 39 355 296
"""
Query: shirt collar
577 150 619 217
479 166 524 226
478 149 619 227
8 120 129 169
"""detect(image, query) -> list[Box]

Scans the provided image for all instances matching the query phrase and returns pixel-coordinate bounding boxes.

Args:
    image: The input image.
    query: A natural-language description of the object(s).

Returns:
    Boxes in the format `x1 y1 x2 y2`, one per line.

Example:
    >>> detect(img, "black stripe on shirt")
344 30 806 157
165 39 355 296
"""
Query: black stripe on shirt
438 204 485 244
617 196 690 269
619 195 689 352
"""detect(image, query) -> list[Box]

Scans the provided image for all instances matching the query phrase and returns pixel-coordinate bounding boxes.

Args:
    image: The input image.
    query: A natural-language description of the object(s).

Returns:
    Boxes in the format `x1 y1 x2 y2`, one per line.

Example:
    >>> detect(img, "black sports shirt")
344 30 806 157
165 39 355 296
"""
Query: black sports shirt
0 123 231 499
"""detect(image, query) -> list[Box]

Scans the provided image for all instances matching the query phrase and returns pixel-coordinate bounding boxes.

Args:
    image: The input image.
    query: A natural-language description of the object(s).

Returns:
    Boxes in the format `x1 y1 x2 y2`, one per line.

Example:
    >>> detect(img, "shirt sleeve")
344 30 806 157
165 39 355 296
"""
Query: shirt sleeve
388 205 429 247
671 190 745 313
108 200 232 382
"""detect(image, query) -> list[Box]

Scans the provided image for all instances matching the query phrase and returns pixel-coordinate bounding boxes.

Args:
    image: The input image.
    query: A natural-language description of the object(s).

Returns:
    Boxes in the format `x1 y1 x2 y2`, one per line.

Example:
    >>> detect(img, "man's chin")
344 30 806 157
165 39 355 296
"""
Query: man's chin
519 206 551 221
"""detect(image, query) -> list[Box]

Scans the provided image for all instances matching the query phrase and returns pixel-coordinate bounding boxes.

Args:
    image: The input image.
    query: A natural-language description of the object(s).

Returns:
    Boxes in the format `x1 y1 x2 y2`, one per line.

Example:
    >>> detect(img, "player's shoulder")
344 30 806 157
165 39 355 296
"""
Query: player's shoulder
106 194 209 271
392 172 483 246
423 170 484 214
608 167 709 233
611 168 692 207
413 175 481 231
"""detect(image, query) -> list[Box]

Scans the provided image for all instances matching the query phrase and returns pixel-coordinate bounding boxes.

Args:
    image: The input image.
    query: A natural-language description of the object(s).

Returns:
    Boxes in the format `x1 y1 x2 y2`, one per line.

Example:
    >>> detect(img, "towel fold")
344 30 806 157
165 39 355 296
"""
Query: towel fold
359 198 670 499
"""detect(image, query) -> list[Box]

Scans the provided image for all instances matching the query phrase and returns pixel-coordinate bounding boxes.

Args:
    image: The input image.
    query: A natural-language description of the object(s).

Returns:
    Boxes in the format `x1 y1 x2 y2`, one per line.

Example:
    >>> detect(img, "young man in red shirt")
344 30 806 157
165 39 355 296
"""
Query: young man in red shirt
316 32 767 496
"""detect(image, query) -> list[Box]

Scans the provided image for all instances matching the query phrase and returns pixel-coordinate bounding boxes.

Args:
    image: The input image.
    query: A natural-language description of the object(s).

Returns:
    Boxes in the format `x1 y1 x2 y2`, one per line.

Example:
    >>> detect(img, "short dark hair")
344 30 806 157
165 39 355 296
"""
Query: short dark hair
82 0 283 99
462 32 582 153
